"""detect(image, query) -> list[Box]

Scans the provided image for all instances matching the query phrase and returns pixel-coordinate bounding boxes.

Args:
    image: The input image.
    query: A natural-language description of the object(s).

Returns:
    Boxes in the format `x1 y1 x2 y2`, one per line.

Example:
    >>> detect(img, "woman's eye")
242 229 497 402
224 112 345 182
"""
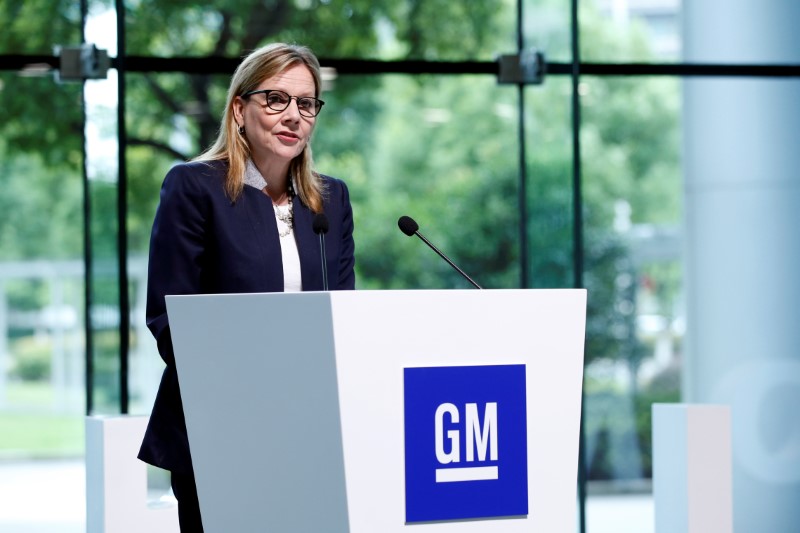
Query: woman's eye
267 93 289 106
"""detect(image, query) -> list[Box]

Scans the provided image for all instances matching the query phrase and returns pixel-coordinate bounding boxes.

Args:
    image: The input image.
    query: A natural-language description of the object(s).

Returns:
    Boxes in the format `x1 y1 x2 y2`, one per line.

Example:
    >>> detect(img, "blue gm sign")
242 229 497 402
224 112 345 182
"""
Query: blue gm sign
404 364 528 523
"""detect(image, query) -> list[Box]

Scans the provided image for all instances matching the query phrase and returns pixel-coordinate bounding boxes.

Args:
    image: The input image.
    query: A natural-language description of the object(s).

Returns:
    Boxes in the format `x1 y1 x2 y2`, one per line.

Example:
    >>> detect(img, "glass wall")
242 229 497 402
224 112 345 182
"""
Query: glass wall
85 4 122 416
524 77 575 289
3 0 799 531
0 71 86 533
315 74 522 290
583 0 682 62
123 0 516 61
579 73 681 532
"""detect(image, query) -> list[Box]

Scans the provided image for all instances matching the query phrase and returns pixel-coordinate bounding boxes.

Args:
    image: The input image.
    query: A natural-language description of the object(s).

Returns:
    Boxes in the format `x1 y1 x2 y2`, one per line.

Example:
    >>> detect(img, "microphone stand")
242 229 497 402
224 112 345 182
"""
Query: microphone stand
414 231 482 289
313 213 330 291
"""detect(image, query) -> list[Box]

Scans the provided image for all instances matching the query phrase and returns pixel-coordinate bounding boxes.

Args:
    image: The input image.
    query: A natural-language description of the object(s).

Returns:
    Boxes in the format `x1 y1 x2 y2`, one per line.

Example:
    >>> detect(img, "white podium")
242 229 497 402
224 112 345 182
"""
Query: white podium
166 289 586 533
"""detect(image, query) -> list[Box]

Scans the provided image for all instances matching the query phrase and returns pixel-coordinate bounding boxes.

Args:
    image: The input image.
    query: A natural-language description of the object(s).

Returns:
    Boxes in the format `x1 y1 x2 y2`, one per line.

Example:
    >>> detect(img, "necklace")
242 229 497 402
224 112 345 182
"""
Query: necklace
267 177 295 238
274 202 293 238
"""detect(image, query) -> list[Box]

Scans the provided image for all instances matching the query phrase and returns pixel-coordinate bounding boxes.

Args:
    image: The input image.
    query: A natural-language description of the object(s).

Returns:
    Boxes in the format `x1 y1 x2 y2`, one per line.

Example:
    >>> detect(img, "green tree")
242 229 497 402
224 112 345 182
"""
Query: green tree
0 0 680 350
0 1 682 471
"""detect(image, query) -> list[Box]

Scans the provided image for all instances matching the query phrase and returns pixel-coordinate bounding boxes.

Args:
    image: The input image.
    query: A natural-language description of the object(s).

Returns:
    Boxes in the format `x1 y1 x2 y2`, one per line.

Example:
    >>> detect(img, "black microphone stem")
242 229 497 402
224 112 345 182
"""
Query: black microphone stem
414 231 483 290
319 233 329 291
313 213 330 291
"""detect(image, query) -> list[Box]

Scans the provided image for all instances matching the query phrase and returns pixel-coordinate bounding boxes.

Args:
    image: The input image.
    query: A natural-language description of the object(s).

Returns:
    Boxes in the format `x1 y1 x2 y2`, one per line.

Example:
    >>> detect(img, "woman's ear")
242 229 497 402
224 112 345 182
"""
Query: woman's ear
232 96 245 126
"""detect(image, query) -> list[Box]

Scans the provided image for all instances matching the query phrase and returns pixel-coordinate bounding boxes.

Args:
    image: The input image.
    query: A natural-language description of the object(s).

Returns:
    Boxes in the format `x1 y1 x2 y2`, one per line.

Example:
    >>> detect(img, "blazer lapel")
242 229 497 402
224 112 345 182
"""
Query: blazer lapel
240 186 285 291
292 196 324 291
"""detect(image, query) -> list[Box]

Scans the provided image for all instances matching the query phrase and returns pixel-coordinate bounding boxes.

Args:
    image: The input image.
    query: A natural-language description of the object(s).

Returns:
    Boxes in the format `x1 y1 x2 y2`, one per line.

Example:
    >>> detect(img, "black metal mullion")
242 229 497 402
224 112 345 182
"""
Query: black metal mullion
570 1 587 533
116 0 130 415
0 55 60 70
3 55 800 79
516 0 529 289
552 61 800 77
80 0 94 416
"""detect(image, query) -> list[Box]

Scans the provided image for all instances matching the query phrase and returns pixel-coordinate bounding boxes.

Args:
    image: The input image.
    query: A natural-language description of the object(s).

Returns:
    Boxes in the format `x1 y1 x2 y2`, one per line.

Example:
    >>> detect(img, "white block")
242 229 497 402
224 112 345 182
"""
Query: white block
86 415 179 533
653 404 733 533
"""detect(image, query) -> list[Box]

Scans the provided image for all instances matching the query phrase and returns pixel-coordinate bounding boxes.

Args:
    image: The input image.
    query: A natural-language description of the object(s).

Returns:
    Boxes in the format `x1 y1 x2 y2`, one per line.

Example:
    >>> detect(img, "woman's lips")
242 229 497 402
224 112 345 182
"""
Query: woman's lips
276 131 300 143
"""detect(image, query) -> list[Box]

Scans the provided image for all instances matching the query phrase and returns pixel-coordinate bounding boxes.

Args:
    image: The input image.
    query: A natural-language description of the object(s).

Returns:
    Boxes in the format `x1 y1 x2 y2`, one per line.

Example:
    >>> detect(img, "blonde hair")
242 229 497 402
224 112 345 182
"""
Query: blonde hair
194 43 325 212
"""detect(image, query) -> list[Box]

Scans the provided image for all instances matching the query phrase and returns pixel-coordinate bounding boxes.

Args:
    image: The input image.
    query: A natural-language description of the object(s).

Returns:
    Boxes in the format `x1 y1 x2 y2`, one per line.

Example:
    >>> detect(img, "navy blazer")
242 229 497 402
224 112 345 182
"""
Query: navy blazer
138 160 355 474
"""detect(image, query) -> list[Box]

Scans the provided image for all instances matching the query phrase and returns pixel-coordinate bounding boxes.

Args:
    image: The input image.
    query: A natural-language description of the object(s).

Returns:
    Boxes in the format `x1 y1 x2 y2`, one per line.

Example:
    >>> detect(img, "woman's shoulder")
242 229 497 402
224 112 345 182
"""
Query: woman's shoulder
317 173 353 210
165 159 227 181
318 173 350 196
162 159 228 196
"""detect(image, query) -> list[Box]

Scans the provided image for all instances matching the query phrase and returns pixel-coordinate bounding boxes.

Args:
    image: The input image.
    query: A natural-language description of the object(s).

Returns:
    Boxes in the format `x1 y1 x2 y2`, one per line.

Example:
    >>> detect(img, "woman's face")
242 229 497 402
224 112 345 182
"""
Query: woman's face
234 64 318 171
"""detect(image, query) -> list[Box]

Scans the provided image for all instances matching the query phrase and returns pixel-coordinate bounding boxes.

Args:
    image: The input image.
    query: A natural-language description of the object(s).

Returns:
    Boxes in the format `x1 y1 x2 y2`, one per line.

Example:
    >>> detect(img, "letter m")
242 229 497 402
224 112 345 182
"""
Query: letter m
465 402 498 462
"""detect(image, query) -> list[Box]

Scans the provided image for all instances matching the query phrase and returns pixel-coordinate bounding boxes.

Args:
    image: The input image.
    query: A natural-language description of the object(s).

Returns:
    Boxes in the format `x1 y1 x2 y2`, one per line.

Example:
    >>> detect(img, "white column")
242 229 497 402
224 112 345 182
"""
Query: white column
682 2 800 532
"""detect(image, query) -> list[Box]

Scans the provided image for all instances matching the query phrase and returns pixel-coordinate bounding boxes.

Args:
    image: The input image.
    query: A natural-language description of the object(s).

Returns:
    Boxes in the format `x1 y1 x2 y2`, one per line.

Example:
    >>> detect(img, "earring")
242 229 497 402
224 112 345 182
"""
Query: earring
238 125 246 135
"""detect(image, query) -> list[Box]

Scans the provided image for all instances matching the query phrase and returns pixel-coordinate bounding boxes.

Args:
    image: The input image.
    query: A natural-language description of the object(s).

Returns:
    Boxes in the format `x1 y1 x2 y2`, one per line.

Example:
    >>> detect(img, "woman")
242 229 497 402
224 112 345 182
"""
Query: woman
138 43 355 532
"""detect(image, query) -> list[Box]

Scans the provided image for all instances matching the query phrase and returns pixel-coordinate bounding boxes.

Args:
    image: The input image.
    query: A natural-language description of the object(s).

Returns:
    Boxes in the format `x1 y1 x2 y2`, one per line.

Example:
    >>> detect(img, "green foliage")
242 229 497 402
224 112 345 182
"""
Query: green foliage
583 373 680 480
0 411 84 458
0 0 683 473
1 381 85 458
392 0 514 59
9 336 52 381
0 72 83 168
579 1 653 62
0 0 82 54
581 76 680 227
316 74 522 289
0 0 681 348
0 144 83 261
122 0 510 59
3 279 49 311
0 73 84 266
88 329 124 411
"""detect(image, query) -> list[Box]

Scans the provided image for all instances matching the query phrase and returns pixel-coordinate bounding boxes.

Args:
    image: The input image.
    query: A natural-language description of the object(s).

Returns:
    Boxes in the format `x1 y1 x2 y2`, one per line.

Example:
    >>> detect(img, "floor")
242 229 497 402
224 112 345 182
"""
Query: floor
0 460 84 533
0 459 654 532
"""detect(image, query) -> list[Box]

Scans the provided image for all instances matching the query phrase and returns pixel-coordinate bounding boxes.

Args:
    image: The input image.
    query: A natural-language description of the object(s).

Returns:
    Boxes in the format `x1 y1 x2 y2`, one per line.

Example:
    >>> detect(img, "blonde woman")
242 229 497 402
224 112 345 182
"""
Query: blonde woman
138 43 355 532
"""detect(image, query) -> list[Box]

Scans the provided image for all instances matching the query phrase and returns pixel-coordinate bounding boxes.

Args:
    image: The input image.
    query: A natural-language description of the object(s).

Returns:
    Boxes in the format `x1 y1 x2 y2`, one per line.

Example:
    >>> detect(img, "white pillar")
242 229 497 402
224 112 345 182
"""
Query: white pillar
682 2 800 532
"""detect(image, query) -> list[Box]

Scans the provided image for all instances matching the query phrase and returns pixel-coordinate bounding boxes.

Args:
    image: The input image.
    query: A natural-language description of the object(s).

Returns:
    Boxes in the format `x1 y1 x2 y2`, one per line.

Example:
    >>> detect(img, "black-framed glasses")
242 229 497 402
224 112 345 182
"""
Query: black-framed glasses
242 89 325 117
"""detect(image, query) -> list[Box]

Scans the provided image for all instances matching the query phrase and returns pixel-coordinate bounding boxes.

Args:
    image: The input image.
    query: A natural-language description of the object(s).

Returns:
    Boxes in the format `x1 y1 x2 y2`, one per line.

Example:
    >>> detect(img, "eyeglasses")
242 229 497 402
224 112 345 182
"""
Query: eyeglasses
242 89 325 117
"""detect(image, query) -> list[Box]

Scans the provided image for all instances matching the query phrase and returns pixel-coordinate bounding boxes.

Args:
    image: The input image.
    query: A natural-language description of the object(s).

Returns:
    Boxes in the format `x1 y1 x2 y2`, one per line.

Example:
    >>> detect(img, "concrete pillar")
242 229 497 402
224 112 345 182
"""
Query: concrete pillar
682 2 800 532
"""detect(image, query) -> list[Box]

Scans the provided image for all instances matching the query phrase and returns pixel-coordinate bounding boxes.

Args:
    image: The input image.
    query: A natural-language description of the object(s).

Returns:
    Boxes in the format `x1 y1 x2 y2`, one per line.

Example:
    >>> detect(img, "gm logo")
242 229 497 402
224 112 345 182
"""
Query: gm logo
404 364 528 523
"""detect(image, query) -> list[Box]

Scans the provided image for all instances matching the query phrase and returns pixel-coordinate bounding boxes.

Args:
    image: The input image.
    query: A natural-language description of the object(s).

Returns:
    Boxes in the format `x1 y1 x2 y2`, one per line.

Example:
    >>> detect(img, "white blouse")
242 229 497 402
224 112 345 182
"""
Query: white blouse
274 204 302 292
244 160 303 292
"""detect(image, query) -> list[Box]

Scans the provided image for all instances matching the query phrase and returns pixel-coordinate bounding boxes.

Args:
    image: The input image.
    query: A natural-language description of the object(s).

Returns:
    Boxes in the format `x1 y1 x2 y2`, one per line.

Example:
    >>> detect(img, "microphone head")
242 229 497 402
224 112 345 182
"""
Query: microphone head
398 215 419 236
312 213 329 235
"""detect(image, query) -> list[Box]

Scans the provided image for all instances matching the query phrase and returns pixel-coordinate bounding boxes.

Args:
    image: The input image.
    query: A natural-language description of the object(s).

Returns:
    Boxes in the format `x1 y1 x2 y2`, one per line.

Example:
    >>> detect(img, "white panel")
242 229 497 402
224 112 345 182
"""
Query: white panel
653 404 688 533
330 289 586 533
167 292 348 533
85 415 178 533
687 406 733 533
652 404 732 533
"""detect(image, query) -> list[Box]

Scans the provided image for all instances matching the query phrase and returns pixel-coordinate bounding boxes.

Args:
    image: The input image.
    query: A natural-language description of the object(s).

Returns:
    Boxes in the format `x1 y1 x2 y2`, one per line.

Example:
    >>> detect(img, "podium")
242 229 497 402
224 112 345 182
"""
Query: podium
166 289 586 532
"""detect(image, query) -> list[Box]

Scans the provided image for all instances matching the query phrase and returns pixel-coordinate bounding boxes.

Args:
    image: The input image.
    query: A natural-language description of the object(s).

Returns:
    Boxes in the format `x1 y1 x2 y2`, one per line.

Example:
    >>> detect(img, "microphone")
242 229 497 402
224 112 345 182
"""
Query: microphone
397 215 482 289
313 213 330 291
